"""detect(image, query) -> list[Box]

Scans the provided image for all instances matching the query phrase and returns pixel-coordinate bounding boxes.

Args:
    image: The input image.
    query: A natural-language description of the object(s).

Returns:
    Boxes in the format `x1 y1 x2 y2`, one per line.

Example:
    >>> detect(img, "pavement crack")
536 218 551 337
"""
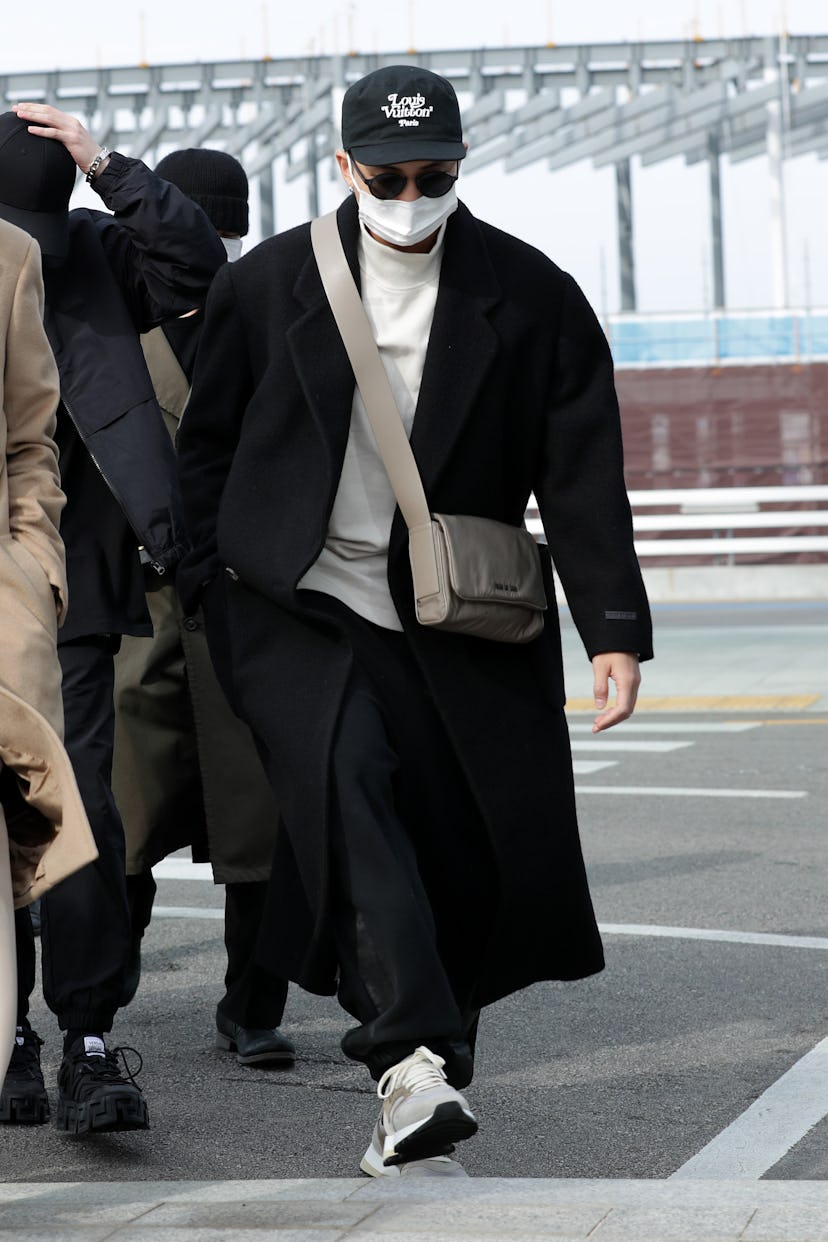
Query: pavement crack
225 1074 374 1095
587 1207 614 1236
98 1201 159 1239
739 1207 760 1238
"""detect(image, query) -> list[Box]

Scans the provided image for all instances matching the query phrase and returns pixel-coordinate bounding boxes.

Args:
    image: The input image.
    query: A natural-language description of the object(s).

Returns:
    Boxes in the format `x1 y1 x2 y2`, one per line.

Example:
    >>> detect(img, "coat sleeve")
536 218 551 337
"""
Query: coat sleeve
4 236 68 623
176 262 251 613
90 152 227 333
535 272 653 662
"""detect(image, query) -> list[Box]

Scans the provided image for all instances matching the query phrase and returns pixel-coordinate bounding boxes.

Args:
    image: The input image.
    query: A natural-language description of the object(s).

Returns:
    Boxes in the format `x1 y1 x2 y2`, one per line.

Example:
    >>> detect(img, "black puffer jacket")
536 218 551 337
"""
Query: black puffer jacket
44 151 225 636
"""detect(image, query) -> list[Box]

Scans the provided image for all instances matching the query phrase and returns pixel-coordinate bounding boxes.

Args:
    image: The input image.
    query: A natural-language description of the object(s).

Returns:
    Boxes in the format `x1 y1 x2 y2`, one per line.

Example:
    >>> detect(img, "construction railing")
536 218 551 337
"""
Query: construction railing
525 486 828 564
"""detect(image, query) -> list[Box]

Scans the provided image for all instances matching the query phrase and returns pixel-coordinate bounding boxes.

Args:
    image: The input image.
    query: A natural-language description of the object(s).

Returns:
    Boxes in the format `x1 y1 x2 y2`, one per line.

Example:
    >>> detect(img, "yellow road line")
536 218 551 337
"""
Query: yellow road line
565 694 821 713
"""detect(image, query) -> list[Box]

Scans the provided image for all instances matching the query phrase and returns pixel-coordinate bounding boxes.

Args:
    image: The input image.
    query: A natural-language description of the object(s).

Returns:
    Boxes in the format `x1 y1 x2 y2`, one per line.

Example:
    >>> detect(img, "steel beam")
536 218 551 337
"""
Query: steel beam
259 160 275 239
707 132 725 309
616 158 637 312
6 33 828 316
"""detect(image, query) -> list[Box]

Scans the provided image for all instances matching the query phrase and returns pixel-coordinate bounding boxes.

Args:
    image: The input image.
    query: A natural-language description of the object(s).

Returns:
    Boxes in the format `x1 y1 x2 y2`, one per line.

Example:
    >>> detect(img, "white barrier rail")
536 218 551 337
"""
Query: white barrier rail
525 486 828 560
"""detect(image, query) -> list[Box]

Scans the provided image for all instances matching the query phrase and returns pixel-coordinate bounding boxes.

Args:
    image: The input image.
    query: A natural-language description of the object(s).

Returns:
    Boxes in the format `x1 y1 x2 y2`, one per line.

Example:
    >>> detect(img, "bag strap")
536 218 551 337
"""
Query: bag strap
310 211 432 534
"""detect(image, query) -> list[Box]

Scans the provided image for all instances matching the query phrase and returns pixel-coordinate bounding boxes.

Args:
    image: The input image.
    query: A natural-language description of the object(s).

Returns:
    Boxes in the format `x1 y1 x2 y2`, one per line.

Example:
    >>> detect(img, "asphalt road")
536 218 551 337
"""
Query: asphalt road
1 604 826 1183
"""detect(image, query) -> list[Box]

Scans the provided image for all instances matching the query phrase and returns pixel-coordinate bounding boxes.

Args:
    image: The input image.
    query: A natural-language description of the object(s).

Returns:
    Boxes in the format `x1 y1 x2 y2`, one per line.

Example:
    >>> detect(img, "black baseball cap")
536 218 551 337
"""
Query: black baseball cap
342 65 466 167
0 112 77 257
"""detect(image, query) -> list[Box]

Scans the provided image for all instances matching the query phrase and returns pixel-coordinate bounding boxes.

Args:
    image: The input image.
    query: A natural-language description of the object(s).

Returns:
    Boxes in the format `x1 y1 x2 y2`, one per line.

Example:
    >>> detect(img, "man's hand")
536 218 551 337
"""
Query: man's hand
12 103 108 178
591 651 641 733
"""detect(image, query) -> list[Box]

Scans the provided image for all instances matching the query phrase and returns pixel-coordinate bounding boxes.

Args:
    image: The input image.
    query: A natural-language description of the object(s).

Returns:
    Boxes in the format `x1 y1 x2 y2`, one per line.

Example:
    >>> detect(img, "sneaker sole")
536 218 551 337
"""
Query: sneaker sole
215 1034 295 1066
235 1050 295 1066
383 1101 478 1166
56 1093 149 1135
360 1141 458 1177
0 1093 50 1125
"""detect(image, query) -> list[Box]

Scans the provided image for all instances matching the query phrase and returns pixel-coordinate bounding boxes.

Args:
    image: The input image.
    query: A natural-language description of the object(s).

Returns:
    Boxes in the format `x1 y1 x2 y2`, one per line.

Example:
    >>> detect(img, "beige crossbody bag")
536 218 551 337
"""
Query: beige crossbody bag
310 211 547 644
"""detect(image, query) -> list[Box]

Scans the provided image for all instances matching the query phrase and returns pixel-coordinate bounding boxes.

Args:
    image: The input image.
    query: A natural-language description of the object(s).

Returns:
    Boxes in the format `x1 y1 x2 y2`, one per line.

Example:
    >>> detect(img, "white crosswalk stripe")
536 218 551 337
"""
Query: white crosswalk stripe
572 759 618 774
570 738 693 753
568 716 807 801
567 721 762 734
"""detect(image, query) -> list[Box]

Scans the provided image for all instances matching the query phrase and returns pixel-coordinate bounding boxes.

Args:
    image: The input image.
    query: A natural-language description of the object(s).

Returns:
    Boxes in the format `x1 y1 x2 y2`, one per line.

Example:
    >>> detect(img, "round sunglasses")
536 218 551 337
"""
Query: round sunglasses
350 157 459 201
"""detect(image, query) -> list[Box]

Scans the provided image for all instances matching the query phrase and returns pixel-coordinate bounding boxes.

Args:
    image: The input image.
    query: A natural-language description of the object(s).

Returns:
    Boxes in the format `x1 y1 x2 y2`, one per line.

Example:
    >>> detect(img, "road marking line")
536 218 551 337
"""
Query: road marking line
572 760 619 774
568 722 762 734
600 924 828 951
570 739 694 753
671 1036 828 1180
566 695 820 712
575 785 807 799
154 905 224 920
152 860 214 880
150 905 828 955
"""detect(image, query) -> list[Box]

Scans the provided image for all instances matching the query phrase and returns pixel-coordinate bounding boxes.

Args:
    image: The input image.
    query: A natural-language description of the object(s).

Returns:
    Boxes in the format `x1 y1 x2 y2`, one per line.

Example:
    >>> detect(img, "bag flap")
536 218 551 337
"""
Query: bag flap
433 514 548 611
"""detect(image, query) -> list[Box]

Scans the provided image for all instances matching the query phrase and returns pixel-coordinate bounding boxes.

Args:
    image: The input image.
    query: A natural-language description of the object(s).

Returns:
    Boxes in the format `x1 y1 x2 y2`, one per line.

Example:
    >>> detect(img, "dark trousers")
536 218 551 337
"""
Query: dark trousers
126 863 287 1030
220 881 288 1029
15 906 34 1026
25 636 130 1032
323 616 496 1088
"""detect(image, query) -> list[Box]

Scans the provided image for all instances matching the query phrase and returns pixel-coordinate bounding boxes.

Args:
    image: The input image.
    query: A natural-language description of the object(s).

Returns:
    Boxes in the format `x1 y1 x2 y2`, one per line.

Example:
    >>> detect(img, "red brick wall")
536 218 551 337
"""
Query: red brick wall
617 362 828 491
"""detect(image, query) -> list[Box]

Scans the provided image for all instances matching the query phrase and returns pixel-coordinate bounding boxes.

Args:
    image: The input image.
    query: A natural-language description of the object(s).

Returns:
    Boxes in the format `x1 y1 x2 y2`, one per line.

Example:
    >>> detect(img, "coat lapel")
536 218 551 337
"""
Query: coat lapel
409 203 502 498
286 199 361 485
286 198 502 507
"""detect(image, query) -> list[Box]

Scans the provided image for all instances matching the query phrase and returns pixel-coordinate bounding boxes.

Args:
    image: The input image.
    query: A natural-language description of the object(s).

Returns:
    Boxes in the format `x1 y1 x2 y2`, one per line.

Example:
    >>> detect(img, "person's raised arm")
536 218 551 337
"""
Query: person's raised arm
14 102 226 331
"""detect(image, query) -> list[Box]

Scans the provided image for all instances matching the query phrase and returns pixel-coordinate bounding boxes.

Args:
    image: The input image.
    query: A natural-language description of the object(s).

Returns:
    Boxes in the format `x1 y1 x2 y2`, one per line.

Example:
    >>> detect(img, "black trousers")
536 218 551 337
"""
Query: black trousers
20 636 131 1032
220 881 288 1029
320 607 497 1088
125 870 287 1029
15 906 35 1027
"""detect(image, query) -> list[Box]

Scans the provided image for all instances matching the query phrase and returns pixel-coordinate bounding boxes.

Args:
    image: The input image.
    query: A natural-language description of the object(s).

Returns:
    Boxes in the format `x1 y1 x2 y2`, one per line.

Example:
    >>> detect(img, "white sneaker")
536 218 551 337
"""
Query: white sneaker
363 1045 477 1171
360 1116 469 1177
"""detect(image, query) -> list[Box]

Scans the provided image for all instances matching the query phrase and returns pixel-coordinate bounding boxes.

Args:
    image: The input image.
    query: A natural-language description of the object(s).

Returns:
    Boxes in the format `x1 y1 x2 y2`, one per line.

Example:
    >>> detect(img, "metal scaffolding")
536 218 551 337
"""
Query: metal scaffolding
3 34 827 309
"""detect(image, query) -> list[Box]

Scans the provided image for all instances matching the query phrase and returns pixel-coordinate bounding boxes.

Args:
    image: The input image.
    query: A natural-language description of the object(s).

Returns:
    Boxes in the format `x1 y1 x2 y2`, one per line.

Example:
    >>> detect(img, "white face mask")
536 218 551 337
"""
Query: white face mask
348 156 458 247
222 236 243 262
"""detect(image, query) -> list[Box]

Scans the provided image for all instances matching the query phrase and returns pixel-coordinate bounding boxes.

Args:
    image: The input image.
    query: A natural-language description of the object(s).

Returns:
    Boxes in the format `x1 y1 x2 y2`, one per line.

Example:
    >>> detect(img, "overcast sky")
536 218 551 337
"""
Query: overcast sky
2 1 824 70
3 0 828 315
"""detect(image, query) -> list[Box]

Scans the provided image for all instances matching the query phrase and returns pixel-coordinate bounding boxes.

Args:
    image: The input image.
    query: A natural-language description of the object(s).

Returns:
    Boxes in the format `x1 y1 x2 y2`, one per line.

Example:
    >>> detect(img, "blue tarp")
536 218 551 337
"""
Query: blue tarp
608 312 828 367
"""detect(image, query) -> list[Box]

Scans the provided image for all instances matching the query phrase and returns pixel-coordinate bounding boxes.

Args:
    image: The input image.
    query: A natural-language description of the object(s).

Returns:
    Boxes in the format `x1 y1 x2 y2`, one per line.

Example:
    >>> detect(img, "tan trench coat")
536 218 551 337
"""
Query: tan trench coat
0 218 97 1068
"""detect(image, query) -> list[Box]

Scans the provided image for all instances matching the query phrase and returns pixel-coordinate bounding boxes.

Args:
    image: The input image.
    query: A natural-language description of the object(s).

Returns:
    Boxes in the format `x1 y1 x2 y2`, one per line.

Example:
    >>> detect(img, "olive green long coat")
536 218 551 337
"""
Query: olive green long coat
112 328 279 883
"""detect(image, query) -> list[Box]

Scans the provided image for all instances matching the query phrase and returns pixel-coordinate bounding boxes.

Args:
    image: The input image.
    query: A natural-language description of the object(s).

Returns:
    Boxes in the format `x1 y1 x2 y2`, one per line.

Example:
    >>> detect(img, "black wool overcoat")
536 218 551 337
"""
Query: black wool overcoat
177 195 653 1005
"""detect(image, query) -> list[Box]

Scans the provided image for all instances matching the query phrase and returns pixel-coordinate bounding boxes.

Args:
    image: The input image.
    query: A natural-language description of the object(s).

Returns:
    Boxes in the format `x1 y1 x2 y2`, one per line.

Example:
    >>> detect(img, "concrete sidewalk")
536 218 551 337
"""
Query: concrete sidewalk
2 1177 827 1240
561 600 828 712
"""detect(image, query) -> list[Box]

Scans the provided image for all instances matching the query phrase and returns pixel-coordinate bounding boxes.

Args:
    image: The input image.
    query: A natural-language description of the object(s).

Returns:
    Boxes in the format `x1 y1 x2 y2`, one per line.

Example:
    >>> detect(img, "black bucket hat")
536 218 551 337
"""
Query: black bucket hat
0 112 77 257
342 65 466 166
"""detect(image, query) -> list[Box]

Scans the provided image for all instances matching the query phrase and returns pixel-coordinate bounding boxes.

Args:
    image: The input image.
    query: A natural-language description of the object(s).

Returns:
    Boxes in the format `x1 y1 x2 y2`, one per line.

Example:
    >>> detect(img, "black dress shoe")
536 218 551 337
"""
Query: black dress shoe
215 1011 295 1066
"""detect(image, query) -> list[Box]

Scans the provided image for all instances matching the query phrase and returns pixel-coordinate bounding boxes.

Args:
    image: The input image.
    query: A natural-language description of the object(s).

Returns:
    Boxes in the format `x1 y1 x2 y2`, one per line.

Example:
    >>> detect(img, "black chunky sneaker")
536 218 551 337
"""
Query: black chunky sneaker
0 1025 50 1124
56 1036 149 1134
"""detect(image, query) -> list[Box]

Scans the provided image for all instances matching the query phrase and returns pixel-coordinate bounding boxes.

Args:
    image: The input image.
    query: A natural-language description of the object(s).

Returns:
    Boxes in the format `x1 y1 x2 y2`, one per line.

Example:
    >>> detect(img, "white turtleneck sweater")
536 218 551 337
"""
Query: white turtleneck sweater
297 222 445 629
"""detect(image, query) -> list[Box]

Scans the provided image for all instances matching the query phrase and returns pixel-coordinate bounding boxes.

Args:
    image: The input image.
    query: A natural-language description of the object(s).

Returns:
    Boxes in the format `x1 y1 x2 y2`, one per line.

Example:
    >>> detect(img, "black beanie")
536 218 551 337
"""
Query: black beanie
155 148 249 236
